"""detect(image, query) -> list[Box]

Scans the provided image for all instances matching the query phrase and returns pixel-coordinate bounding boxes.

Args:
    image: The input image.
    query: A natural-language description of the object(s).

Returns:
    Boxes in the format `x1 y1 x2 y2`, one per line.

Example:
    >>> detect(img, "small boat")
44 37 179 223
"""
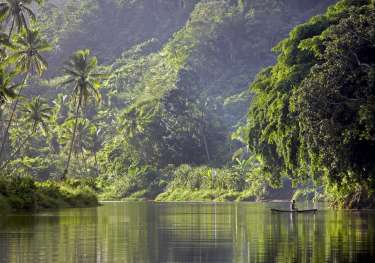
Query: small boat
271 208 318 213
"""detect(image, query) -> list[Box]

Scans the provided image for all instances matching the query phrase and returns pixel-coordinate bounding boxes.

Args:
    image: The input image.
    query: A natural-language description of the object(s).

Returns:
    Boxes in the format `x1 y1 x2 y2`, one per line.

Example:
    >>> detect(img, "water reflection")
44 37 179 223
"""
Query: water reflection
0 202 374 263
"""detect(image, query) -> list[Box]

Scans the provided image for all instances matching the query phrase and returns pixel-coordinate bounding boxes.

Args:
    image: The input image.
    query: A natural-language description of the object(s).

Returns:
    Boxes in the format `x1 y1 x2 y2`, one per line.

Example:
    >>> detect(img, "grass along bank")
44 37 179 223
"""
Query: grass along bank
0 176 98 212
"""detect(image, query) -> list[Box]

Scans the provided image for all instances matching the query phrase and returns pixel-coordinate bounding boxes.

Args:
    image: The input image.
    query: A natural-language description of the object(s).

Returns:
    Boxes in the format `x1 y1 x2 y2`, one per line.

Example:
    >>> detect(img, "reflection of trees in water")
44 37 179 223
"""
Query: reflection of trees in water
238 206 375 263
156 203 233 262
96 204 375 263
0 209 101 262
0 203 375 262
96 202 158 263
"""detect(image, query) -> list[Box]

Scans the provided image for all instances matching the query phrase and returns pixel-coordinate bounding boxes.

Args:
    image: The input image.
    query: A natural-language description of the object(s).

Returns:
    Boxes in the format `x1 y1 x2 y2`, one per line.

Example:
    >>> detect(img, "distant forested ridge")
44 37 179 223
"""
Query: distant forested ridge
247 0 375 208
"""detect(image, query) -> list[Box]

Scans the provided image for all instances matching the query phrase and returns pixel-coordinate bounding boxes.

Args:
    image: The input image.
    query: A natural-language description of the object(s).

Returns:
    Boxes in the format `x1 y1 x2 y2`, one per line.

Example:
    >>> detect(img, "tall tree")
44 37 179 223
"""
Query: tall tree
0 0 43 37
60 49 107 178
296 5 375 207
0 29 50 163
1 96 51 170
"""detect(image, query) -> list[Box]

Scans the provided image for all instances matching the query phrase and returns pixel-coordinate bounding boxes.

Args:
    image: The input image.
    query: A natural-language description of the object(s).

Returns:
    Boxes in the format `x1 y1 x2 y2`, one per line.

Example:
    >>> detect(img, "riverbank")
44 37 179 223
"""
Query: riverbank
154 188 257 202
100 185 295 203
97 165 296 203
0 176 98 212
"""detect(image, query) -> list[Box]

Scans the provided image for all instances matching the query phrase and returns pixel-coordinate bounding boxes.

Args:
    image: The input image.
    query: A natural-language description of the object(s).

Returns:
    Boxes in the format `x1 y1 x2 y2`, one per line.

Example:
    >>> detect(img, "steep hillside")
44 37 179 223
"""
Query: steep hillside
35 0 338 185
93 0 337 172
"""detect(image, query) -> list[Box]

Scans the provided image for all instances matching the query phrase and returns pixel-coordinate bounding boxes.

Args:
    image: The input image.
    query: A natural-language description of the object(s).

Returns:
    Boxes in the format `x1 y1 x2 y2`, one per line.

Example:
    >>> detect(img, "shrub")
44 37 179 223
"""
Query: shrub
0 176 98 211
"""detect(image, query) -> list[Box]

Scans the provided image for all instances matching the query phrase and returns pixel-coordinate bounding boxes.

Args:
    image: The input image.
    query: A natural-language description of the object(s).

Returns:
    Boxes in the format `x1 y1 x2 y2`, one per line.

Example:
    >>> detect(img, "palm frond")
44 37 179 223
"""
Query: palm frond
0 4 9 22
63 66 81 77
21 5 36 21
59 77 76 87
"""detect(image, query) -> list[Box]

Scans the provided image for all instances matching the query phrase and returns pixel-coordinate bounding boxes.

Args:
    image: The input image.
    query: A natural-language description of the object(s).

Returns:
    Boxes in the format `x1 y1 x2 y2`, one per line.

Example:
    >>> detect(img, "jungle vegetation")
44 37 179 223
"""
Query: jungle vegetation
247 0 375 208
0 0 373 209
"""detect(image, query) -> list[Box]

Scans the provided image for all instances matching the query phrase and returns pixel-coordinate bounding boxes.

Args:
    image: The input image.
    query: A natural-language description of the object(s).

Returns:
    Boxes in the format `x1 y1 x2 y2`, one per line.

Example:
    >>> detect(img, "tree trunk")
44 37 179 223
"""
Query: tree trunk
80 149 89 176
0 73 29 165
200 111 210 163
202 130 210 163
8 19 15 40
94 151 99 177
63 90 83 179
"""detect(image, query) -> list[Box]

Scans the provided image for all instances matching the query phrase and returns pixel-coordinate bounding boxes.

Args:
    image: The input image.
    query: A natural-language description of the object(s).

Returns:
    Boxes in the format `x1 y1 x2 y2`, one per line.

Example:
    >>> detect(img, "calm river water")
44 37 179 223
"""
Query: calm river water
0 202 374 263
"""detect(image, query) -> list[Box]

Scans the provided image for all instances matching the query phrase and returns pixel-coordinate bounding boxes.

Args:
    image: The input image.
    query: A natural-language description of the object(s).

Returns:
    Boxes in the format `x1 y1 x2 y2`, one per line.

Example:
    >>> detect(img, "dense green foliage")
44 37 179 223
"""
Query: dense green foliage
4 0 371 208
155 165 261 202
247 0 375 208
98 0 333 167
0 0 101 209
90 0 334 201
0 176 97 212
99 164 276 202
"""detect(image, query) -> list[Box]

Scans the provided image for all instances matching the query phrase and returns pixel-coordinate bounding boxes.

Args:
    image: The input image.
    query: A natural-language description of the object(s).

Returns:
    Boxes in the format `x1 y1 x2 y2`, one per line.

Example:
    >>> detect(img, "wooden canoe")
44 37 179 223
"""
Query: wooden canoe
271 208 318 213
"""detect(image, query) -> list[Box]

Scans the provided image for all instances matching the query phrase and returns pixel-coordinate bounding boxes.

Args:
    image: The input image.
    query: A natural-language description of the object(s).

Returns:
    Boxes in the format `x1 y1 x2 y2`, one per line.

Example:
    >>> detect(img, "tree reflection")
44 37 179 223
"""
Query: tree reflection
0 203 374 263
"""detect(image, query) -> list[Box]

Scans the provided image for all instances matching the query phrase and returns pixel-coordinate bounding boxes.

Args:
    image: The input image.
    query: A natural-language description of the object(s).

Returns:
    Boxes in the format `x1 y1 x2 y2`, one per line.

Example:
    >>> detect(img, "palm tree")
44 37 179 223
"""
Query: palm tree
21 96 51 133
0 28 50 163
0 0 42 38
60 49 107 178
77 121 104 177
58 118 88 155
0 96 51 170
8 29 50 75
59 118 96 176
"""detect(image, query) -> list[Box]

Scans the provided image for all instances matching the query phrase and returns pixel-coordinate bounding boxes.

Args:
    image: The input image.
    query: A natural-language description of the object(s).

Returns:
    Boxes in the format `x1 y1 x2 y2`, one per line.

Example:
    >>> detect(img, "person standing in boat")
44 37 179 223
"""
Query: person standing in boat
290 200 297 211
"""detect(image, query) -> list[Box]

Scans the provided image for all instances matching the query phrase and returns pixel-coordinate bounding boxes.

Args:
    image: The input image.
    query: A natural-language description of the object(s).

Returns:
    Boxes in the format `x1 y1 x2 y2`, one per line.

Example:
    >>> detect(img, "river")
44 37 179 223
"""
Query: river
0 202 374 262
